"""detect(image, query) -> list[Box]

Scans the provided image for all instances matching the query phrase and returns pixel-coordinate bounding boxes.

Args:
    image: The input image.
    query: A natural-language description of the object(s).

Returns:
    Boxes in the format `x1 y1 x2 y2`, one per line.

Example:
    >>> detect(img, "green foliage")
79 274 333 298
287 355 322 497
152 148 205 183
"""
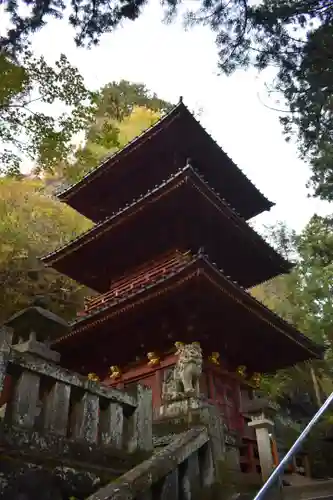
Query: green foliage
251 217 333 475
3 0 331 198
0 177 92 323
252 216 333 403
0 81 171 323
194 0 333 201
0 51 95 175
95 80 172 120
65 104 162 183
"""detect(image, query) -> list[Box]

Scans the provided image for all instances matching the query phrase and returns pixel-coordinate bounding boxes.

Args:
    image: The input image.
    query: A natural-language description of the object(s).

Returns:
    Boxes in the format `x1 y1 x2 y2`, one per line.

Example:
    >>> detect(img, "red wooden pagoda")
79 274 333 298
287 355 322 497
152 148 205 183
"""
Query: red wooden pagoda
42 99 323 477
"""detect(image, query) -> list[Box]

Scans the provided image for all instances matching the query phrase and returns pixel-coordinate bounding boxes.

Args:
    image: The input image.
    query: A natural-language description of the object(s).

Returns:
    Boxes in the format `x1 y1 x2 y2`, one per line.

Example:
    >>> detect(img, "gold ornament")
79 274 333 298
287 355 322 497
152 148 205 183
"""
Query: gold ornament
109 365 122 380
237 365 247 378
251 372 261 388
87 372 100 382
208 352 220 365
147 352 160 367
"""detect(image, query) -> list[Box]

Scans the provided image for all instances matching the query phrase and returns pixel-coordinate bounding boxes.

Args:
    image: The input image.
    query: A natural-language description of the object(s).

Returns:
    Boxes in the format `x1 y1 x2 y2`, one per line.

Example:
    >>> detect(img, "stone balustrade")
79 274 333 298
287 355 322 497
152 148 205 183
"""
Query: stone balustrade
86 427 214 500
0 326 152 454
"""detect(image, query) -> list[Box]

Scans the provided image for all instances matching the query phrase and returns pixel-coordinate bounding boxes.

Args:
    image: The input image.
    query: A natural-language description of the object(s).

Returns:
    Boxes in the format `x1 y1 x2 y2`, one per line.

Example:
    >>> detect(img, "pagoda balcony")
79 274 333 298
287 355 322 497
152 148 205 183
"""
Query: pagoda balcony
82 250 192 314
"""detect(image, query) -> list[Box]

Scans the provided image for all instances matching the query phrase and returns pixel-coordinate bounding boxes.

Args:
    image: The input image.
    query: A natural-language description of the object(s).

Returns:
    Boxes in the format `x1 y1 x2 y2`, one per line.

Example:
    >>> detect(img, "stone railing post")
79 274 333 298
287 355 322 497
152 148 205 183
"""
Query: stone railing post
125 384 153 453
99 401 124 449
71 392 100 443
192 400 226 472
11 371 41 428
180 450 201 500
43 381 71 436
198 441 215 488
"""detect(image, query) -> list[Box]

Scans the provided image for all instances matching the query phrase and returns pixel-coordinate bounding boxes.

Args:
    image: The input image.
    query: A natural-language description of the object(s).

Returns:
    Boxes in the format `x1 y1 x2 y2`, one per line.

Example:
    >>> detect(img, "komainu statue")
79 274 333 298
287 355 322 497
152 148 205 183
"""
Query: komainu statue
162 342 203 401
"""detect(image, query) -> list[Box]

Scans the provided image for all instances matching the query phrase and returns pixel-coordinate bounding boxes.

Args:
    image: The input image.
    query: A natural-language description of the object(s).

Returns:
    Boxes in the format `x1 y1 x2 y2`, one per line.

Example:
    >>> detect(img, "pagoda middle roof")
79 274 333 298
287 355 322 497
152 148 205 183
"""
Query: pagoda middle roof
57 101 274 222
42 166 291 292
53 254 323 375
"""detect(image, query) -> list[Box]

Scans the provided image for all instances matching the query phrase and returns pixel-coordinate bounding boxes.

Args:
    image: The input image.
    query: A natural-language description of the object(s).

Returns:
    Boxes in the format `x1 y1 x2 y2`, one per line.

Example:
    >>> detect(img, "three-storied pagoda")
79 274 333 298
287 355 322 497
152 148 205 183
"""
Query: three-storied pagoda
42 99 323 475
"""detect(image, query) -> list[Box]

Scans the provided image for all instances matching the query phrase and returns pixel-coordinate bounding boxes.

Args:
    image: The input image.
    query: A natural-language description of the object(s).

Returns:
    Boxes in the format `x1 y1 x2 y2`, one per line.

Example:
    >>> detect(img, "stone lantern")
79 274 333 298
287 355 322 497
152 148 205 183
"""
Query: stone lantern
5 298 69 363
245 398 278 482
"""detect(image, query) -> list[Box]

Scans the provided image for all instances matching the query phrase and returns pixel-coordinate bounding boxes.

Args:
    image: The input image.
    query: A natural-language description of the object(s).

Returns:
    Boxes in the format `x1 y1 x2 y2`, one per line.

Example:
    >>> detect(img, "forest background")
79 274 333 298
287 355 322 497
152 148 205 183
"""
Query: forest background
0 0 332 477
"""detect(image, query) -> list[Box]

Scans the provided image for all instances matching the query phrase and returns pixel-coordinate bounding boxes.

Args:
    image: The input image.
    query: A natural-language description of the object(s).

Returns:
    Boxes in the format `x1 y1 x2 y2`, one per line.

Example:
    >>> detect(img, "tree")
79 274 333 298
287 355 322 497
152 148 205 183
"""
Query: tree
0 177 93 323
251 217 333 477
252 216 333 404
0 82 172 321
3 0 331 199
0 51 95 175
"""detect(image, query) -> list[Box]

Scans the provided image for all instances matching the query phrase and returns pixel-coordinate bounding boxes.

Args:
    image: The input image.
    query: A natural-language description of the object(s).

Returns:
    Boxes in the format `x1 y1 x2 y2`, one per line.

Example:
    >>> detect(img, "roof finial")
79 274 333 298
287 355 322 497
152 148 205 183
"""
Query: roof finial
179 96 183 104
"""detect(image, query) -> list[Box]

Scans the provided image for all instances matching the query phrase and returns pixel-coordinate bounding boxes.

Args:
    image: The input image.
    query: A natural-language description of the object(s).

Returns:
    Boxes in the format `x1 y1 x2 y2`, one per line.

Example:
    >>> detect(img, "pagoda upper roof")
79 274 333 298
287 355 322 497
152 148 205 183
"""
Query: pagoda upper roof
52 254 323 375
57 101 274 222
42 166 291 291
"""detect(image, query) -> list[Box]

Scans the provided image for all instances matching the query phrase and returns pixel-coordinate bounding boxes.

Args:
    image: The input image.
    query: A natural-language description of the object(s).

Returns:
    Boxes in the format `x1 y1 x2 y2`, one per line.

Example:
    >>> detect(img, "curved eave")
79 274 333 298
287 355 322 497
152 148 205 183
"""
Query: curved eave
41 166 291 291
57 102 274 222
52 256 324 374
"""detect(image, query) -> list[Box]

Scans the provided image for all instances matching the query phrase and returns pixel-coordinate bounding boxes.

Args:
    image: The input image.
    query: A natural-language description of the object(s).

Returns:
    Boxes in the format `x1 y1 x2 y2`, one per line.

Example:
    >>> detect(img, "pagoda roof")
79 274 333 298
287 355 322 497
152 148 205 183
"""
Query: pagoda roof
57 101 274 222
42 166 291 291
53 255 323 375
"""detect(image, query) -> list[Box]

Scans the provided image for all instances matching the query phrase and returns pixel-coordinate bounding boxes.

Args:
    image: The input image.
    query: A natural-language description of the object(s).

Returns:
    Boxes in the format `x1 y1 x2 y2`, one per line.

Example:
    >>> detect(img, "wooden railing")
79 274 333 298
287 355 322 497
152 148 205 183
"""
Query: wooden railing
84 250 192 313
86 427 214 500
0 327 152 454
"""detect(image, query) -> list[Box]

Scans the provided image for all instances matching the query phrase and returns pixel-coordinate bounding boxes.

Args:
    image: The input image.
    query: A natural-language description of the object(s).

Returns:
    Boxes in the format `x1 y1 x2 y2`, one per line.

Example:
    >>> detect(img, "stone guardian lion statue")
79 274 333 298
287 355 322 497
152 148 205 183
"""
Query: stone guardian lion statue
162 342 203 401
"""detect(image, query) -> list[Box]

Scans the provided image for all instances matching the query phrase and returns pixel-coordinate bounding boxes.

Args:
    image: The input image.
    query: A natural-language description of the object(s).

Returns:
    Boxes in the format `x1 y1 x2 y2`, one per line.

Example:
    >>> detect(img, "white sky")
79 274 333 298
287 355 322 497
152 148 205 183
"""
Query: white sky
4 1 332 232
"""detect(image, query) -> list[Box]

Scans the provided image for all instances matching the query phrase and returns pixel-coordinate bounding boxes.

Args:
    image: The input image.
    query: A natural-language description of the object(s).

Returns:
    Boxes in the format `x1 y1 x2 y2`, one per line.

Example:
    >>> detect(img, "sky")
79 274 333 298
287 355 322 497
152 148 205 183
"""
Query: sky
4 1 332 233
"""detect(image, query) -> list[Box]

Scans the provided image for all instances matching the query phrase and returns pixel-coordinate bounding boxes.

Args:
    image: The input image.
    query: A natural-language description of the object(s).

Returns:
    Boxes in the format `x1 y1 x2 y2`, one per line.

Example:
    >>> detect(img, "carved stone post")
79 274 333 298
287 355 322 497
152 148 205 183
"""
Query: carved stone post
99 401 124 448
44 381 71 436
195 401 226 472
125 384 153 453
71 392 100 443
158 469 179 500
199 441 215 488
180 452 201 500
11 371 41 428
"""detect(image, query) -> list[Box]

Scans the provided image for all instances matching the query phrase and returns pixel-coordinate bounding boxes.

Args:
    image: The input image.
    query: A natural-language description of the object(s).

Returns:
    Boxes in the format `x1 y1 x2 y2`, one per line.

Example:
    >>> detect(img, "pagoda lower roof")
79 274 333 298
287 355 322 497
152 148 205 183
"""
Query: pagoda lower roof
57 101 273 222
53 255 323 375
42 167 291 292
